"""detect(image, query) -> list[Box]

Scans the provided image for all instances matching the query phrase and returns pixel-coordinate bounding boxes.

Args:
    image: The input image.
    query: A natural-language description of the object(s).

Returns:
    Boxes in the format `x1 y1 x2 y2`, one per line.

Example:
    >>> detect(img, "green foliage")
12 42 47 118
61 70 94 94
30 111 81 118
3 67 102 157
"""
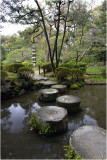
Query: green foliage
1 70 8 83
18 66 34 80
55 67 71 81
36 61 43 67
86 66 104 73
101 67 106 78
3 63 24 73
19 89 26 96
55 67 85 82
64 145 83 159
62 61 87 70
29 113 53 135
41 62 53 72
71 84 79 90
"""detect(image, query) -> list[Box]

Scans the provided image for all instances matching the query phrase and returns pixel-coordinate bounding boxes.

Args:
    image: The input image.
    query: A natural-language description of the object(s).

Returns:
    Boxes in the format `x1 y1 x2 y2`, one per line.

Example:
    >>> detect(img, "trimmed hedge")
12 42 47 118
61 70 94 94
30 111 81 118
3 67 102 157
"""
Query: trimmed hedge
41 62 52 72
18 67 34 79
55 67 86 82
1 70 8 83
62 61 87 69
3 63 24 73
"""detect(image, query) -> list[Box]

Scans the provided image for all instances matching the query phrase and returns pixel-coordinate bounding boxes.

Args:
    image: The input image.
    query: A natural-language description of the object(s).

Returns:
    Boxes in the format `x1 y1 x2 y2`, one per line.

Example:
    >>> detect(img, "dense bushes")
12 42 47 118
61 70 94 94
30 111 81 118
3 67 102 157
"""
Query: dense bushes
1 70 8 84
62 61 87 69
18 66 34 80
55 67 86 82
41 62 53 72
3 63 24 73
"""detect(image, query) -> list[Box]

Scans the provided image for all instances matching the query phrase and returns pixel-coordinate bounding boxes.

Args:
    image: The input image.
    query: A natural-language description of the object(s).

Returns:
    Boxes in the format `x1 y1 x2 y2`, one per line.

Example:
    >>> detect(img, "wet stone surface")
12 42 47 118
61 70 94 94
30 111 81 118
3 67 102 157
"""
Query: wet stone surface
39 89 59 102
69 125 106 159
51 85 67 94
35 106 68 134
56 95 81 114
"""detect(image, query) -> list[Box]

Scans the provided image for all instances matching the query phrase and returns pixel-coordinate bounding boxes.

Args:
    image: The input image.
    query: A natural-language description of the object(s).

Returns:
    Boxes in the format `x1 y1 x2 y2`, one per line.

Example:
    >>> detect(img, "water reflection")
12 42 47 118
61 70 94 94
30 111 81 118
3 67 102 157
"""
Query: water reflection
1 104 27 133
1 85 106 159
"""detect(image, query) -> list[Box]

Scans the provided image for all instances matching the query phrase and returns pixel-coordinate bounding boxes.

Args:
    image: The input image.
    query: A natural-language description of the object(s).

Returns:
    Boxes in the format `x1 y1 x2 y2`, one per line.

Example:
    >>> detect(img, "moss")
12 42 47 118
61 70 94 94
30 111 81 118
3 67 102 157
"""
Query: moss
64 145 84 159
19 89 26 96
70 84 79 90
29 113 55 135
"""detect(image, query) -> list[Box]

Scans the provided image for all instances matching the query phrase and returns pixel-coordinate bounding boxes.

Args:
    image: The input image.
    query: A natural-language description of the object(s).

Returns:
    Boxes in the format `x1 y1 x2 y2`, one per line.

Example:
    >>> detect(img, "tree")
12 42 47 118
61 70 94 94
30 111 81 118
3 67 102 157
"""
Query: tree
1 0 74 72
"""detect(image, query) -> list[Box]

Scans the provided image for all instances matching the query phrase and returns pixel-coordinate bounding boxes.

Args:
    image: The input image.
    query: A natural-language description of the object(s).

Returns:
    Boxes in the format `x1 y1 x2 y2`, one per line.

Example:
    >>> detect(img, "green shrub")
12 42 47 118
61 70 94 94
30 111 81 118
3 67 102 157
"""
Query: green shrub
22 62 33 67
55 67 71 81
1 70 8 83
71 84 79 90
55 67 85 82
41 62 52 72
62 61 87 69
29 113 52 135
64 145 83 159
36 61 43 67
19 89 26 96
18 67 34 80
3 63 24 73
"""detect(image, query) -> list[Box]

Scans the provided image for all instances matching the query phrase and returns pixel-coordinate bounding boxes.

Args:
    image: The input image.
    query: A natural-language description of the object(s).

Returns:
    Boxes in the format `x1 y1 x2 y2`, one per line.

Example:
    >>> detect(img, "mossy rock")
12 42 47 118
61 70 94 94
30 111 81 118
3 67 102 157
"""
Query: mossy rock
39 89 59 102
30 106 68 135
56 95 81 114
51 84 67 94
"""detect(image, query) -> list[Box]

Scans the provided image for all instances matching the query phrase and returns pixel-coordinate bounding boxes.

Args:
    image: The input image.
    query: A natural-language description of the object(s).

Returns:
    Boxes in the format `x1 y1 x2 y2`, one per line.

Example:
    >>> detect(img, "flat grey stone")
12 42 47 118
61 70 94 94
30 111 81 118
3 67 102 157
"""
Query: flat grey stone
39 89 59 102
35 106 68 134
51 84 67 94
56 95 80 113
69 125 106 159
39 81 57 86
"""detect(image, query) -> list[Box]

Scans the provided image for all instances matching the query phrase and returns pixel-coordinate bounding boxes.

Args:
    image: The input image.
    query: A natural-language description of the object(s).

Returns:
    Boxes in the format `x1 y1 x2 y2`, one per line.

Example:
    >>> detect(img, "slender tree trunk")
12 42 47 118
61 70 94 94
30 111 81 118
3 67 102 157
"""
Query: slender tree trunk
46 23 52 62
57 1 70 68
34 0 55 72
52 1 61 67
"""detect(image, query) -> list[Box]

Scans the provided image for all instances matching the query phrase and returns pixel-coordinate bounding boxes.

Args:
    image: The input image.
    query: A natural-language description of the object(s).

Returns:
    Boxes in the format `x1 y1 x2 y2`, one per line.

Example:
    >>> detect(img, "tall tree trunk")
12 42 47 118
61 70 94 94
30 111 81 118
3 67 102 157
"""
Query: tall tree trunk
34 0 55 72
46 23 52 62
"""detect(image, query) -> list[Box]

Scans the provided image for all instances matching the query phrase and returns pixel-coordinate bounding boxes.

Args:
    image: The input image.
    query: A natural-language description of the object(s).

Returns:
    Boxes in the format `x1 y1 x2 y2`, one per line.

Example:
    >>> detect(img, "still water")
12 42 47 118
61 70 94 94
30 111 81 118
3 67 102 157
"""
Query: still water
1 85 106 159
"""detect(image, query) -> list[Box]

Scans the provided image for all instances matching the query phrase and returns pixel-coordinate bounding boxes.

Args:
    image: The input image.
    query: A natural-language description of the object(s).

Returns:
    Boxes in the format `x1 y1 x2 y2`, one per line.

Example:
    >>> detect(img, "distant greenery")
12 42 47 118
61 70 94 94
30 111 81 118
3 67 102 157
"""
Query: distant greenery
86 66 104 73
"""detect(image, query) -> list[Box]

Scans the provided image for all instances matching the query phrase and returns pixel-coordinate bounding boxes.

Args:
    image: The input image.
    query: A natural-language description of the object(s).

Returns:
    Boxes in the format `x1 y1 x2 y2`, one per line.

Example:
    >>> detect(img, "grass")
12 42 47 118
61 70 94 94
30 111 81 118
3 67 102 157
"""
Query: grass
89 75 106 82
86 66 105 74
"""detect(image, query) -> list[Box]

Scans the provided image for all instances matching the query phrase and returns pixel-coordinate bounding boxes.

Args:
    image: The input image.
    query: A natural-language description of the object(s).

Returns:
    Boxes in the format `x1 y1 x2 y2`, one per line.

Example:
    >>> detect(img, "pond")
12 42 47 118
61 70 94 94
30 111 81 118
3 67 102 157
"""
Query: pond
1 85 106 159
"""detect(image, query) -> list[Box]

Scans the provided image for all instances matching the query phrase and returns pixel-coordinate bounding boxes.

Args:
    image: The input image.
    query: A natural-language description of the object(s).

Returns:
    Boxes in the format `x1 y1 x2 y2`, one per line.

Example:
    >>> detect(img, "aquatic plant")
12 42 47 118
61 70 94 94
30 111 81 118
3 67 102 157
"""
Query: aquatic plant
64 145 83 159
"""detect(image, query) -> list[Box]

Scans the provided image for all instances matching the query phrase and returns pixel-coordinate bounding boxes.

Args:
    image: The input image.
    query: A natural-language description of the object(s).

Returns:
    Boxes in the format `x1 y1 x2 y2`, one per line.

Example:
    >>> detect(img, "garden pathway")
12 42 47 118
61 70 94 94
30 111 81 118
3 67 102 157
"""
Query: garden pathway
33 70 47 81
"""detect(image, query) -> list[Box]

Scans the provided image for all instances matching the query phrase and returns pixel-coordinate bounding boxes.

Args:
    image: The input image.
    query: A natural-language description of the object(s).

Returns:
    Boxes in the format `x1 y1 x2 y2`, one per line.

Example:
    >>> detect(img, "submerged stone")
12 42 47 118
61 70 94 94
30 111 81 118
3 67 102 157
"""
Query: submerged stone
56 95 81 114
34 106 68 135
39 88 59 102
51 84 67 94
69 125 106 159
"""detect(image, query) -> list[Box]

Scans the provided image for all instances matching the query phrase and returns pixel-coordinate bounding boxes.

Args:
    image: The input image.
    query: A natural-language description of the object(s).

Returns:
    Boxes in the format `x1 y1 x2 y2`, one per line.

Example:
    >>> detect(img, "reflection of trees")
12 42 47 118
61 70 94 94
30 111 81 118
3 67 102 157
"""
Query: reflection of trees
1 108 11 119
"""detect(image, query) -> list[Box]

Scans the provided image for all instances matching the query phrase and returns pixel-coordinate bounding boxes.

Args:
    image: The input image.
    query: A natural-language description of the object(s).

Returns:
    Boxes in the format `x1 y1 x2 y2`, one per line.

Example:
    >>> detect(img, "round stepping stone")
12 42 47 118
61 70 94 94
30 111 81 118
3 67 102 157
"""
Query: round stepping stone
56 95 81 114
39 89 59 102
51 84 67 94
39 81 57 87
69 125 106 159
33 106 68 135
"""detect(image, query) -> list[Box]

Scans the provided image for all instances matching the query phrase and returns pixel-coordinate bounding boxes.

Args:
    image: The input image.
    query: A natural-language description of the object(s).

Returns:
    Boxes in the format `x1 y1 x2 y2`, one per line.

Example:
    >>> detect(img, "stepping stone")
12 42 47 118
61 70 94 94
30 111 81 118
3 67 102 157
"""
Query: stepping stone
69 125 106 159
39 81 57 87
33 106 68 135
39 89 59 102
56 95 81 114
51 84 67 94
